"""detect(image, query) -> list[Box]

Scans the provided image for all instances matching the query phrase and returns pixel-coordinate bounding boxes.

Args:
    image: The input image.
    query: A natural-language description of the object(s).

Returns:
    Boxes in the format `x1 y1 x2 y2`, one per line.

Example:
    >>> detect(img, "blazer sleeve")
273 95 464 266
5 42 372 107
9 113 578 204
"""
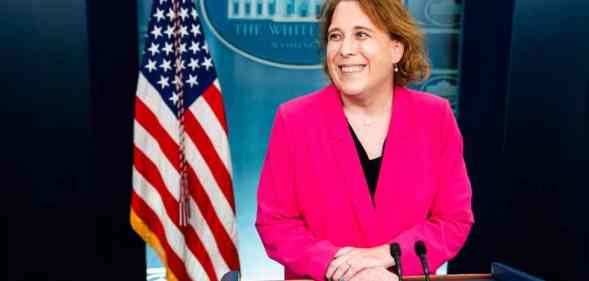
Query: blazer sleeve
393 100 474 273
255 106 339 281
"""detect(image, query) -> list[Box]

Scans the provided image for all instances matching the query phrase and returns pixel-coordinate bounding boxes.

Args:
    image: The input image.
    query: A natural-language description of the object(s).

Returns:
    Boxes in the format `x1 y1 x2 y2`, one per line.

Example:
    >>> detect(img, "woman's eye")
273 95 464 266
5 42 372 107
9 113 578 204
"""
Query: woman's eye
328 33 342 41
356 31 369 39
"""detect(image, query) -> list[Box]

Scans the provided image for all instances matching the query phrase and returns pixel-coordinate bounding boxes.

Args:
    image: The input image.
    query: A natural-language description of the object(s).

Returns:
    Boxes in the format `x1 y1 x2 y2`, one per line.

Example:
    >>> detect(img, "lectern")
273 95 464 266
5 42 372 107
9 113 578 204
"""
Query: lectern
404 263 544 281
221 263 544 281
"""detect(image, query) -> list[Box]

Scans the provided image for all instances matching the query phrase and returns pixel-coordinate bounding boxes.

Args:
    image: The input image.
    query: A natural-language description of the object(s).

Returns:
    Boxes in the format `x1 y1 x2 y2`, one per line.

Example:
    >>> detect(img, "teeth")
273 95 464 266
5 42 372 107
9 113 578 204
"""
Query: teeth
340 65 365 73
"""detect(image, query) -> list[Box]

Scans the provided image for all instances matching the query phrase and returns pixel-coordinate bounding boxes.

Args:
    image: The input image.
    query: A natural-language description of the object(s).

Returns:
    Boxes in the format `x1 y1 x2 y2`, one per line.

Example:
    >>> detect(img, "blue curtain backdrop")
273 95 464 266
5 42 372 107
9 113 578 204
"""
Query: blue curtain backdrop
137 1 463 280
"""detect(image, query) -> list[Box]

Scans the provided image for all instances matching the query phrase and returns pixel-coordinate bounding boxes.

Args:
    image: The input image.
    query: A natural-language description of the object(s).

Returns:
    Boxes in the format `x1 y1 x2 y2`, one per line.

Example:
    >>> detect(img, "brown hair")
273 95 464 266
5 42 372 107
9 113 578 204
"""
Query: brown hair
318 0 430 87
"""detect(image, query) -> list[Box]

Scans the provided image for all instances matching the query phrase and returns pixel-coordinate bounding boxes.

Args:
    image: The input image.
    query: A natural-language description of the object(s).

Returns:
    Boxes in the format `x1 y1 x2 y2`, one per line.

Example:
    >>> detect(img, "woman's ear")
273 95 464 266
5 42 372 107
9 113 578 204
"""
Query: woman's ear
391 40 405 64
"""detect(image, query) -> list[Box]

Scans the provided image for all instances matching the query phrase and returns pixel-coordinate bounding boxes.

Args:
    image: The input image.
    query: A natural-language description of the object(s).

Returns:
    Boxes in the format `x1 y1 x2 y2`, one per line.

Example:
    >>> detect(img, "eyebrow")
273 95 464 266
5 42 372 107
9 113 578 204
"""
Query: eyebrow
328 26 374 34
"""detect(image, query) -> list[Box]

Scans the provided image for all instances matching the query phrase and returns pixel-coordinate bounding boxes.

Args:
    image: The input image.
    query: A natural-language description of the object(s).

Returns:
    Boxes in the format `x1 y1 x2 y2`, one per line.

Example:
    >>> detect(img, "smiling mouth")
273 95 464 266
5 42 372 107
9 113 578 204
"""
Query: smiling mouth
339 64 366 73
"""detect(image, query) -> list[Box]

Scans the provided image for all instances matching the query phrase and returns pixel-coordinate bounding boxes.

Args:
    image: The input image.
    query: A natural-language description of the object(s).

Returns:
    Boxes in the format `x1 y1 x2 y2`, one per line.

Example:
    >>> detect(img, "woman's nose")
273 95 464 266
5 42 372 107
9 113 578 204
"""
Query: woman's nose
339 37 356 57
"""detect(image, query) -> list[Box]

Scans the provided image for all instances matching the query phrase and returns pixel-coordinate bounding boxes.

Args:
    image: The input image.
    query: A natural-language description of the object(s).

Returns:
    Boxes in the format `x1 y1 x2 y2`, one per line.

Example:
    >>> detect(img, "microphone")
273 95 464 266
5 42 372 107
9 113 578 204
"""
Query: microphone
390 243 403 281
414 240 431 281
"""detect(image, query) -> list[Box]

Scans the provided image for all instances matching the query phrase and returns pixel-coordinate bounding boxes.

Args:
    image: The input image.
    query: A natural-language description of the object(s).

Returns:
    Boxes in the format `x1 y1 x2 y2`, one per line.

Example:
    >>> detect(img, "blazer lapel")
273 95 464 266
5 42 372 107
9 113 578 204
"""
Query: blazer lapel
320 85 379 243
374 86 413 240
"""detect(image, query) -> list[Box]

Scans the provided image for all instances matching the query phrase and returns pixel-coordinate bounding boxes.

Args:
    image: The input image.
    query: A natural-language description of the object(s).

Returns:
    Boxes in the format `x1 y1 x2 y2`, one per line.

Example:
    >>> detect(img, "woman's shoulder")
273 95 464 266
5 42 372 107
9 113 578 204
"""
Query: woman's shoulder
400 87 449 110
276 84 335 119
398 87 453 122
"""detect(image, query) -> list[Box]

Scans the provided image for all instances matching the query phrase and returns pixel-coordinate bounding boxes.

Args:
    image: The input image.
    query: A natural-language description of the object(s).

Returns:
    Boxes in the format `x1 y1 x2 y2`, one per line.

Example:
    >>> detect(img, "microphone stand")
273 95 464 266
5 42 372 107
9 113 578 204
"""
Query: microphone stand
414 241 431 281
390 243 404 281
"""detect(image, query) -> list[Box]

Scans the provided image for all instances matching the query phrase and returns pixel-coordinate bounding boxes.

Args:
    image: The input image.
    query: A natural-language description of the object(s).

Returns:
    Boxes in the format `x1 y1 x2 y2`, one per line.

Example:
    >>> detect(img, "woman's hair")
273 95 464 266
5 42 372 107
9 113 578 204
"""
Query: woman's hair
319 0 430 87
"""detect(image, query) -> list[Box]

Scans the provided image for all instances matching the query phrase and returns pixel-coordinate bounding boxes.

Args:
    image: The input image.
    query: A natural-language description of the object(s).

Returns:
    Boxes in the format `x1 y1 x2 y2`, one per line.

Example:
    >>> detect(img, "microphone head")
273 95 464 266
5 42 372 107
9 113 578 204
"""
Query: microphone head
414 240 427 256
390 242 401 257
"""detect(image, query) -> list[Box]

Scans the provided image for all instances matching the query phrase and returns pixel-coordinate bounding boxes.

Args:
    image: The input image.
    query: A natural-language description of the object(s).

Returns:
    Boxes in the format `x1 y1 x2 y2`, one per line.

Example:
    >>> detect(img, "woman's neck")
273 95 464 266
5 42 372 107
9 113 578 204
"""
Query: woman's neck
341 86 394 117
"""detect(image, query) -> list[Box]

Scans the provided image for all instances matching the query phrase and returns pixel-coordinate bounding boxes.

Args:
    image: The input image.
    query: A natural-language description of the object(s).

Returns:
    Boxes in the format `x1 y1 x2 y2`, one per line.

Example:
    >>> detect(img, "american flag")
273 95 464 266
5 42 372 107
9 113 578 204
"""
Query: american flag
130 0 240 280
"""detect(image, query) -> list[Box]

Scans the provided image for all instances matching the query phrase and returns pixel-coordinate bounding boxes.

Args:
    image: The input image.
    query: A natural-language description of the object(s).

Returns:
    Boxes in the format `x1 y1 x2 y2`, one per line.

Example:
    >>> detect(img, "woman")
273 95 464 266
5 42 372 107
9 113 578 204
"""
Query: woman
256 1 474 281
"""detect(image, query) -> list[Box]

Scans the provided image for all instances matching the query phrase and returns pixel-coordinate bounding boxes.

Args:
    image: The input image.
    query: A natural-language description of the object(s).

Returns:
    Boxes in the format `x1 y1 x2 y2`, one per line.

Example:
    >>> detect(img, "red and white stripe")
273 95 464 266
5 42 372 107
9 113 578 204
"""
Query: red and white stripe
131 73 240 281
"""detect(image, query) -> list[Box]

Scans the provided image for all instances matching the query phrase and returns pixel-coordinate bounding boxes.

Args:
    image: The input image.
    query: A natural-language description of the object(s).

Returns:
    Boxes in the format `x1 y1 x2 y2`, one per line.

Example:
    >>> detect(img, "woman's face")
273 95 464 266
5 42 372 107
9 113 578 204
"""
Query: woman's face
326 0 404 97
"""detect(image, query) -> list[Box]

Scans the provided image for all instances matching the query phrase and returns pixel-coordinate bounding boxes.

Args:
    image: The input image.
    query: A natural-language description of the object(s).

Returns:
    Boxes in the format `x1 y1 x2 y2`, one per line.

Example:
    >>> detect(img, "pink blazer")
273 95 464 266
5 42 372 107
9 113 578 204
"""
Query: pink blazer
256 85 474 280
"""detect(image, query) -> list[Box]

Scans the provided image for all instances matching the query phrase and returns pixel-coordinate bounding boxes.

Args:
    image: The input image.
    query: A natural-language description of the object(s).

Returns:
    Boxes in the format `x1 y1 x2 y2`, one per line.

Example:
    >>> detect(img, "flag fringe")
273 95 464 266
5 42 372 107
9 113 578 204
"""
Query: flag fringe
131 209 180 281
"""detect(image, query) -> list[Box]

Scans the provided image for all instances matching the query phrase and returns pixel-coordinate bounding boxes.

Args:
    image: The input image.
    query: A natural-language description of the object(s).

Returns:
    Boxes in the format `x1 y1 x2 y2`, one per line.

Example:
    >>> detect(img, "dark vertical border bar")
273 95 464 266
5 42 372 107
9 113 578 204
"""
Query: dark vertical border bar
86 0 145 280
450 0 516 274
499 0 589 280
2 0 99 279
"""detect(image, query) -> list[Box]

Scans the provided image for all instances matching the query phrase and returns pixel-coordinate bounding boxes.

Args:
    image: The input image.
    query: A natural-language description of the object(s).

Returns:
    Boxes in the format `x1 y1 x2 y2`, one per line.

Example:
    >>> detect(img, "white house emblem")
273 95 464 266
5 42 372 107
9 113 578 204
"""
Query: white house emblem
200 0 325 69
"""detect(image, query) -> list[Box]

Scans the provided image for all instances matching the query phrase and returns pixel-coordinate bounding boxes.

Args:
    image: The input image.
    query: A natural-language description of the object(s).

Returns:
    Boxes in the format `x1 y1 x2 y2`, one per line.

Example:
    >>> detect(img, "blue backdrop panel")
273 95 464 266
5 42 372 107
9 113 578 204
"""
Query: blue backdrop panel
453 0 589 280
138 1 463 280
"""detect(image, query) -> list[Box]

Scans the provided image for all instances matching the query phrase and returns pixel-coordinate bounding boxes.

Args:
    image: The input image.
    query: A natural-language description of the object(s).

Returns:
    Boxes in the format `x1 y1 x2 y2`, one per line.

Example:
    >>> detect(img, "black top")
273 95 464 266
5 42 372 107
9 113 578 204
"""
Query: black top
348 125 384 199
